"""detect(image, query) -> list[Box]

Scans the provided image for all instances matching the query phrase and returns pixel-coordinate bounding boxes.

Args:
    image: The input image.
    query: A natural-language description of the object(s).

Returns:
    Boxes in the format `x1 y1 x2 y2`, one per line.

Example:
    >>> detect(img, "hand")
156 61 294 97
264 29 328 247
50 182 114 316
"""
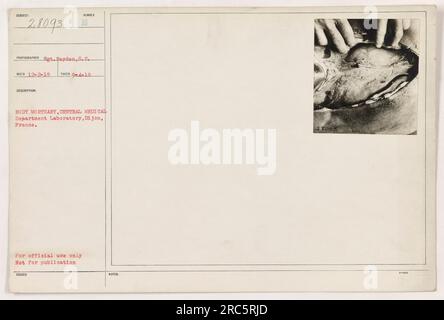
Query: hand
376 19 411 48
314 19 356 53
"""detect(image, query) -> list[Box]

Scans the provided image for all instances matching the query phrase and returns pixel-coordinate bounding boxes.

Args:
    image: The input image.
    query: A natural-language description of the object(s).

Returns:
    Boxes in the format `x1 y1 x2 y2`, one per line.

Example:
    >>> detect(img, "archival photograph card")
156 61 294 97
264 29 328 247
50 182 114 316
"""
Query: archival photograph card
8 6 437 292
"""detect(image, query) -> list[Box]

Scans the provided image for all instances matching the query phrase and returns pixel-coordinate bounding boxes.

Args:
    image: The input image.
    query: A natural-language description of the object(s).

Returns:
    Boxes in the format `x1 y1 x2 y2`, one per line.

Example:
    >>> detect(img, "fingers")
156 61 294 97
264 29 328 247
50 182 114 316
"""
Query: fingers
315 24 328 46
374 19 411 48
391 19 404 48
315 18 412 51
325 20 349 53
336 19 356 47
376 19 388 48
314 19 351 53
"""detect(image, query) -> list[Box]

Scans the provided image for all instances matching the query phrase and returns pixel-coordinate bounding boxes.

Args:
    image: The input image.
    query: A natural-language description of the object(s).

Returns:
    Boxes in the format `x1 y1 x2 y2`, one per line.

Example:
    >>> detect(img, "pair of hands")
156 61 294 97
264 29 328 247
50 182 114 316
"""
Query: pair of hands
314 19 412 53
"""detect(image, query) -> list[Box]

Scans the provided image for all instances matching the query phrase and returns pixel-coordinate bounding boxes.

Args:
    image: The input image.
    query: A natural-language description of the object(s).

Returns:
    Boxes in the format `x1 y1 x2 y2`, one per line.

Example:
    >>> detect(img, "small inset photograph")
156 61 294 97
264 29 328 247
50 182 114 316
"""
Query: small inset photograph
313 19 419 134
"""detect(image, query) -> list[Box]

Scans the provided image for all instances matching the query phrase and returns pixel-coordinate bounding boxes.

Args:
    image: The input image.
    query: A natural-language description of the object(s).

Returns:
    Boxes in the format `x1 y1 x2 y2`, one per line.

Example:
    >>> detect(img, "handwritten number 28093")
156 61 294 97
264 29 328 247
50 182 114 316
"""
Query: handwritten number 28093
27 18 63 33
